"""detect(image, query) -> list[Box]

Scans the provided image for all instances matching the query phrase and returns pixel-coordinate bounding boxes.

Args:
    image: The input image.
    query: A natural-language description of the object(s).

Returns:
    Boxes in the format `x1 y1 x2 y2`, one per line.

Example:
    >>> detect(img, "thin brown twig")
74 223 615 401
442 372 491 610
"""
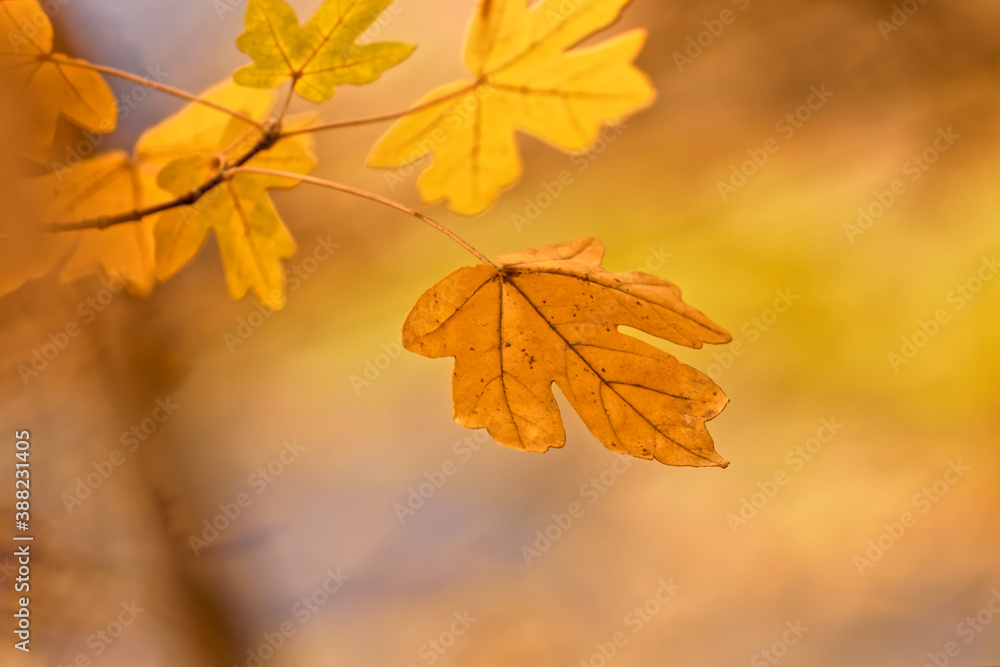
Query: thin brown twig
45 54 265 129
46 124 281 233
48 195 196 232
230 166 498 268
279 82 479 137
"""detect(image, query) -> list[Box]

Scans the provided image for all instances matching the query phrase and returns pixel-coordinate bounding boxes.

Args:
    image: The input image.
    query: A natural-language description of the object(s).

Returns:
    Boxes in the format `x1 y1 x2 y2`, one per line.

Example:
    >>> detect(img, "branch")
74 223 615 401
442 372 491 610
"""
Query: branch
45 81 492 263
46 54 266 129
48 194 199 232
46 125 281 233
229 167 498 268
279 82 479 137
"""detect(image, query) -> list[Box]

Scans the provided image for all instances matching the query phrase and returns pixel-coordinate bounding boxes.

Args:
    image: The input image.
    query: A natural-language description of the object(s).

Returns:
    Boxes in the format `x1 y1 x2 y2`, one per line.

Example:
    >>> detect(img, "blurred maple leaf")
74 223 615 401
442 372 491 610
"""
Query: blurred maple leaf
23 151 163 296
0 0 117 162
368 0 655 215
147 83 316 310
403 238 731 467
234 0 415 103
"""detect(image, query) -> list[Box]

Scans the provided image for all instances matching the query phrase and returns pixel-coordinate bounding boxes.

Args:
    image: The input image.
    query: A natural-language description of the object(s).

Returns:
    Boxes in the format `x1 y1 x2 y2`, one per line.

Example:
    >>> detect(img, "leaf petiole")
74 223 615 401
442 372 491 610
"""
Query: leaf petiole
228 167 498 268
44 54 266 129
278 83 479 138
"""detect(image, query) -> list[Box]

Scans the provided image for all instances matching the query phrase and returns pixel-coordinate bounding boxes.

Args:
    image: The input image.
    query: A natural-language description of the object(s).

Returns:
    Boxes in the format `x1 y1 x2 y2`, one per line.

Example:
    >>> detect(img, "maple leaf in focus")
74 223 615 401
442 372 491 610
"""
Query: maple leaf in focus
368 0 654 215
0 0 117 162
142 82 316 310
403 238 731 467
234 0 415 103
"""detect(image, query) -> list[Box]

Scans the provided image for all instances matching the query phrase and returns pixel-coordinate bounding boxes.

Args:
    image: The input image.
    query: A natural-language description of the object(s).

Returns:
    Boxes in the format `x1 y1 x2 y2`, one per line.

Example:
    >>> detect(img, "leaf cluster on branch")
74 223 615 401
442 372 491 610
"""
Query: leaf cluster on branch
0 0 732 466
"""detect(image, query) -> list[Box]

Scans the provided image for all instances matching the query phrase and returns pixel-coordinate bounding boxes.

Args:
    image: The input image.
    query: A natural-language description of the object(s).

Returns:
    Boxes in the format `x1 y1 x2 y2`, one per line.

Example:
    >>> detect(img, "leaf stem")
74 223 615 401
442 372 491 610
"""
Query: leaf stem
279 83 478 137
276 82 296 124
229 167 498 268
45 54 265 129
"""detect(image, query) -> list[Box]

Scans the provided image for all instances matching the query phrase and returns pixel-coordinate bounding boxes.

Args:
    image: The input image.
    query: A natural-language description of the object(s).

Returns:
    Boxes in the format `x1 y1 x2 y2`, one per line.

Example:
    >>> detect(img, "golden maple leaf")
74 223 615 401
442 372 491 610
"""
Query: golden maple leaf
403 238 731 467
233 0 415 103
368 0 655 215
0 0 117 162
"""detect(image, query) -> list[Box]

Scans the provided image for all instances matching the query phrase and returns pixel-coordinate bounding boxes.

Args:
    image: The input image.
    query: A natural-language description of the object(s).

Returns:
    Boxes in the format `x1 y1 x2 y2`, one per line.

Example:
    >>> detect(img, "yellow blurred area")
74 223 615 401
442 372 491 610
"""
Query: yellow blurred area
1 0 998 666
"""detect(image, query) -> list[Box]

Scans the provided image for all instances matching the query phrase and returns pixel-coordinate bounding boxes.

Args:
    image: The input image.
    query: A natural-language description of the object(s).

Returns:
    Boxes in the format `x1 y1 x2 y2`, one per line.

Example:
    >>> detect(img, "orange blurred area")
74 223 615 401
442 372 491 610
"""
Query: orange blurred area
1 1 998 666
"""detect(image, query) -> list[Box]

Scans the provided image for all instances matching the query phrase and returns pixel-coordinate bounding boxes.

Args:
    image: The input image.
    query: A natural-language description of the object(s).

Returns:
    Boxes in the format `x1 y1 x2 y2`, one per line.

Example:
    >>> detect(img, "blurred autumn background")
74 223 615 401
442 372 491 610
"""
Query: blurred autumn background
2 0 1000 665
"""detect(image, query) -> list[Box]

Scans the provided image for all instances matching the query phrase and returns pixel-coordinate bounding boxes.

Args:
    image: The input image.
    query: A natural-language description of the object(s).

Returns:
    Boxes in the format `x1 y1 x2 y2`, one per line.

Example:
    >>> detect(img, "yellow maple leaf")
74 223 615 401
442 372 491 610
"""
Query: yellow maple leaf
368 0 655 215
403 238 731 467
233 0 415 103
147 94 316 310
0 0 117 162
